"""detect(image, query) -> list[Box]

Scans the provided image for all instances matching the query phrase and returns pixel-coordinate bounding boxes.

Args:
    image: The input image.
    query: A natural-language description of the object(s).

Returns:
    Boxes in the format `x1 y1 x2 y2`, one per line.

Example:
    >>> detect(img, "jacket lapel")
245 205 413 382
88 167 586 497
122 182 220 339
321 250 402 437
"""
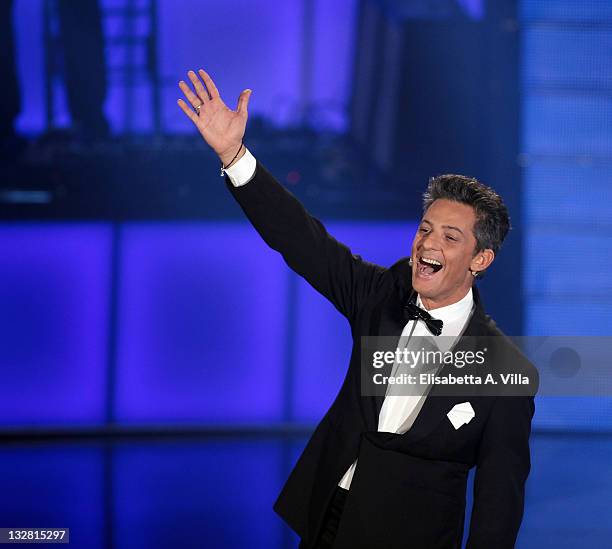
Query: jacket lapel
370 281 417 421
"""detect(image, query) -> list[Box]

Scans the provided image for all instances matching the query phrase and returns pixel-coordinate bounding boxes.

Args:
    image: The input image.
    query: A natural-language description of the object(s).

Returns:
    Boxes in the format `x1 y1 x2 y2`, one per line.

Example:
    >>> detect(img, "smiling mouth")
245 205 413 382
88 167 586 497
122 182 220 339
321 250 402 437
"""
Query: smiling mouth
417 256 444 277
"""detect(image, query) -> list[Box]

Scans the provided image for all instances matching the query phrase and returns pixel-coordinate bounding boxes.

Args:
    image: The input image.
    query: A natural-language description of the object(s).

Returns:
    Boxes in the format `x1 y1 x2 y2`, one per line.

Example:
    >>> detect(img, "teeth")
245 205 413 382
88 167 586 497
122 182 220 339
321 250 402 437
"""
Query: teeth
421 257 442 266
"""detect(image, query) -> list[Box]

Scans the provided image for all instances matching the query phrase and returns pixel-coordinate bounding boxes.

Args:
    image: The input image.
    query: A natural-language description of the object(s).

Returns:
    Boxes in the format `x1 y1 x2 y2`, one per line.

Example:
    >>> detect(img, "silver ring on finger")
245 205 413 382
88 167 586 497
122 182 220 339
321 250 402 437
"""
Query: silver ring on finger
195 102 203 114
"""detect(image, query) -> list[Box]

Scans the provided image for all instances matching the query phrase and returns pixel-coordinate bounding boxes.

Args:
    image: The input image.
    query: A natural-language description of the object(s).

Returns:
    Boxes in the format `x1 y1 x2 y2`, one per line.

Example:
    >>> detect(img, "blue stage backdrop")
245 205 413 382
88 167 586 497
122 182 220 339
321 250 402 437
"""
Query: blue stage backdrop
520 0 612 430
3 0 611 431
13 0 357 135
0 217 611 430
0 221 415 427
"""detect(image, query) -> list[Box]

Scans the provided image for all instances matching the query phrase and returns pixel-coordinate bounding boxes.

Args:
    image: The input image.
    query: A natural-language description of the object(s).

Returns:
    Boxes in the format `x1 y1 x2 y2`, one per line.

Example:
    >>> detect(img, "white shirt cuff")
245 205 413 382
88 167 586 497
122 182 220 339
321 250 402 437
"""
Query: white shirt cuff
225 147 256 187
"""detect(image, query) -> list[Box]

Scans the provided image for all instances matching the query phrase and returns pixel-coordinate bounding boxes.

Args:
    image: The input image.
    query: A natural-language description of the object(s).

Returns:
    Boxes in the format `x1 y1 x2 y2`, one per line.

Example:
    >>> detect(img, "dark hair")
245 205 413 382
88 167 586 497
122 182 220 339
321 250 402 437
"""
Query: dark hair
422 174 510 257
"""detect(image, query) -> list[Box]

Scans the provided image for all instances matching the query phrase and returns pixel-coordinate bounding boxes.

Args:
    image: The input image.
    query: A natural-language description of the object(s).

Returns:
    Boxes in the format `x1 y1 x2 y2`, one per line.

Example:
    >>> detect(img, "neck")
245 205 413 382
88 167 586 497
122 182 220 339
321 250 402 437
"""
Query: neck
420 285 472 311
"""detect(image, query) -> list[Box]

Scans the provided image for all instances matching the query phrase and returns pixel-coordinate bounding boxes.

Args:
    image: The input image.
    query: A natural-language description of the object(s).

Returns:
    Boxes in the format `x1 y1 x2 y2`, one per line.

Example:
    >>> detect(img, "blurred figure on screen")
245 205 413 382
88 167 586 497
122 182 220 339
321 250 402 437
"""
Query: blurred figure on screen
0 0 23 157
0 0 109 153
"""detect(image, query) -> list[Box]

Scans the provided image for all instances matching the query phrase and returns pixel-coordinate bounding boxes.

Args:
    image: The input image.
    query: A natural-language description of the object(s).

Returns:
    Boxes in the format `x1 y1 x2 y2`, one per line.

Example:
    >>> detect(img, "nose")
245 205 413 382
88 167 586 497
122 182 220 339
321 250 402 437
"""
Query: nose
419 231 442 250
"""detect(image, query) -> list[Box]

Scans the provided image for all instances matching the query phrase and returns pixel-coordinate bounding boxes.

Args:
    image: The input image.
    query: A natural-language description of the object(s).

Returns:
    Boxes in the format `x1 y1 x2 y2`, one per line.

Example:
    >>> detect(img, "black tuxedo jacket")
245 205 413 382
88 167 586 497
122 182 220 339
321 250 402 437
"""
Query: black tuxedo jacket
226 161 538 549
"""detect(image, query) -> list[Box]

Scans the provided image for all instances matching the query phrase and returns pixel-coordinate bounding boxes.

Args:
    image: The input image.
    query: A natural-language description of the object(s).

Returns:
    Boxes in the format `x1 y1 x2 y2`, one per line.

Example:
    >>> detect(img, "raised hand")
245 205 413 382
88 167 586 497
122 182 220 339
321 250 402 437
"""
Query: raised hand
177 69 252 166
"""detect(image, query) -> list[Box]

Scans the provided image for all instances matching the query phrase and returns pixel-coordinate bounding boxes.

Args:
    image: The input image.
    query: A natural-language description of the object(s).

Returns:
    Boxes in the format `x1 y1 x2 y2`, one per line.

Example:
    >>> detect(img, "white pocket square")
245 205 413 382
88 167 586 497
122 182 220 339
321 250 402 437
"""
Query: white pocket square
447 401 475 430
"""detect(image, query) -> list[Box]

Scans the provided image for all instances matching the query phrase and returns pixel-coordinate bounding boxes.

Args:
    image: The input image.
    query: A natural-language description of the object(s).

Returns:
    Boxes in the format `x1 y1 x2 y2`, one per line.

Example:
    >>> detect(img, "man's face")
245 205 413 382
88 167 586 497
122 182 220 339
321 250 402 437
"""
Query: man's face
410 198 483 309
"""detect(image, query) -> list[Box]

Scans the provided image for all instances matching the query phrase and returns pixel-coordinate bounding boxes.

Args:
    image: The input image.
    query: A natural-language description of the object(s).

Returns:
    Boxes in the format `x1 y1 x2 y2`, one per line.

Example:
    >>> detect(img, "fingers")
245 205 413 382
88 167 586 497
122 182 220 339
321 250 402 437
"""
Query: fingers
176 98 199 125
199 69 220 100
236 89 252 116
178 80 203 111
187 70 211 103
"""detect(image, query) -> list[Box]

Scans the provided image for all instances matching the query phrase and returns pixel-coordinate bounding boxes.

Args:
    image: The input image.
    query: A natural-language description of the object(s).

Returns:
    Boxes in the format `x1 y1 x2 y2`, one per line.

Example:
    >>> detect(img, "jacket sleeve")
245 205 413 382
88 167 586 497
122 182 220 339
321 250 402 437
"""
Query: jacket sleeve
465 395 535 549
225 160 386 323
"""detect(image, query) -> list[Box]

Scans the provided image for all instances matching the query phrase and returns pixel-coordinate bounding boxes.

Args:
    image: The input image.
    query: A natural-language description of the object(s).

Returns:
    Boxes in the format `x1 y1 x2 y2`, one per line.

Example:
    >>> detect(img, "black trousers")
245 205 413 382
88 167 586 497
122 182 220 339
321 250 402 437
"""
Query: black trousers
0 0 19 138
56 0 108 136
304 486 349 549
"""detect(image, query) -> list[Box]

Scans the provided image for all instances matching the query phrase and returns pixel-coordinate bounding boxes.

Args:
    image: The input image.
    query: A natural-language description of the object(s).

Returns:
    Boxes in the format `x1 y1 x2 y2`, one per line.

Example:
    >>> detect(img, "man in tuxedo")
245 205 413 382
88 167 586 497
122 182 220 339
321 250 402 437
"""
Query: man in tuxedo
178 70 538 549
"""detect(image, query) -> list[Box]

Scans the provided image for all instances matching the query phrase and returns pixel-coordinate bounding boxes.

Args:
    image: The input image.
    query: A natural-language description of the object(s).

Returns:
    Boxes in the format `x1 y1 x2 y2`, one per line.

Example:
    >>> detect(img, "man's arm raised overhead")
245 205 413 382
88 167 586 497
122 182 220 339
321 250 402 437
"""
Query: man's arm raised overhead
177 69 386 322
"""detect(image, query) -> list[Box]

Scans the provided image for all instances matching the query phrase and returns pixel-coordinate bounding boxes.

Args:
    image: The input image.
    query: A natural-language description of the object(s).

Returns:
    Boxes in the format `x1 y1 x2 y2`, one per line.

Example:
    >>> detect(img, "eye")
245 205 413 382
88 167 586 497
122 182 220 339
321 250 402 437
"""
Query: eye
419 227 429 233
446 235 457 241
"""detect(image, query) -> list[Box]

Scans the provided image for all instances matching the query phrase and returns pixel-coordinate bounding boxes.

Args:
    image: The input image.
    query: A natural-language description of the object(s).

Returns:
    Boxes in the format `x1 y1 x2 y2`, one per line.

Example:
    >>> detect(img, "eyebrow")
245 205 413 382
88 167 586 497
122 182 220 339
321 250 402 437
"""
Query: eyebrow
421 219 465 235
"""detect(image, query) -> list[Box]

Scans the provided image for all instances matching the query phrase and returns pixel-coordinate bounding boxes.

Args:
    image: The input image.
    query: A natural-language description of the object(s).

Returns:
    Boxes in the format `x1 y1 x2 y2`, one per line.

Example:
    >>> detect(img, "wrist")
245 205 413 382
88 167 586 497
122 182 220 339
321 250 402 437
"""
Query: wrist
219 143 245 169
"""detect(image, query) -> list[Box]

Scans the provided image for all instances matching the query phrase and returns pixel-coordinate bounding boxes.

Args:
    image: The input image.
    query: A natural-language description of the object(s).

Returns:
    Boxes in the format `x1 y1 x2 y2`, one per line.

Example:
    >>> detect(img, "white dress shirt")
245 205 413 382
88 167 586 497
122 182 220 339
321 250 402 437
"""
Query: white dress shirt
225 149 475 490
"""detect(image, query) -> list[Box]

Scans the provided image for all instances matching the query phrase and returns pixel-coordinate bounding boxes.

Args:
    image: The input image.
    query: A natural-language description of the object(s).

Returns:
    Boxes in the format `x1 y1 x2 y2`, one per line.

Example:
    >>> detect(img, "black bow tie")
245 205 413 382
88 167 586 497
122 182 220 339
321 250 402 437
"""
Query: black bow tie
403 302 444 336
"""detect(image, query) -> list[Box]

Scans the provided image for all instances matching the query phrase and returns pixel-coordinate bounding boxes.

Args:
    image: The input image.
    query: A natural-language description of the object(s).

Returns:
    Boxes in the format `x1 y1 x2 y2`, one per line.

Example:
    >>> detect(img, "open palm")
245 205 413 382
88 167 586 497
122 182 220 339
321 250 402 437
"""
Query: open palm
177 69 251 163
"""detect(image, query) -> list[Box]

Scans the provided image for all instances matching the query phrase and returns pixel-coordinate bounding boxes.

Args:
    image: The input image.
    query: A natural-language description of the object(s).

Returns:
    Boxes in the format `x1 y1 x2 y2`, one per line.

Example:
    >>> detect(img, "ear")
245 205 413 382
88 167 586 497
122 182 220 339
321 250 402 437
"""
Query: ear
470 249 494 276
